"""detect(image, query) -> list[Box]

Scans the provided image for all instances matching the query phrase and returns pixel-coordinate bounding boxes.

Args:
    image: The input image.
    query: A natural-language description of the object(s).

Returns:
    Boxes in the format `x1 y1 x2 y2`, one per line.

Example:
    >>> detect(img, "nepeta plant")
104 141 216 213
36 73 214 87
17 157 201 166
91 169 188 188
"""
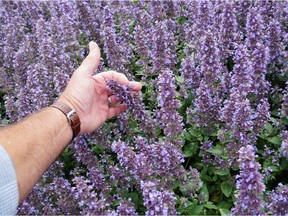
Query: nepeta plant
232 145 265 215
0 0 288 215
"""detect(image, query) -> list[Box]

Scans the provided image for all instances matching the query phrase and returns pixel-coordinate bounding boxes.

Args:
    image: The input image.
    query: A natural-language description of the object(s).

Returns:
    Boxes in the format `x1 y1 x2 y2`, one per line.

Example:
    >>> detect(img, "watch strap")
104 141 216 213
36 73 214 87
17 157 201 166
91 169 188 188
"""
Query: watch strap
50 101 81 140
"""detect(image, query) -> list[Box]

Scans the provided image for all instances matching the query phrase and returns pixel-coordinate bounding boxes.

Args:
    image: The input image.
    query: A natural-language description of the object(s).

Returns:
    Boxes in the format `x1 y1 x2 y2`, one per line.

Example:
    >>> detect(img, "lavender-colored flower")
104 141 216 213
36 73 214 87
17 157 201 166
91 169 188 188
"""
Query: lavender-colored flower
245 6 265 53
107 80 155 137
148 1 165 21
155 69 183 143
23 19 56 112
181 1 198 47
282 82 288 117
133 9 153 75
266 183 288 215
218 1 239 60
111 140 139 179
232 145 265 215
198 31 222 86
12 35 35 119
235 0 252 35
116 199 138 215
220 43 255 150
180 55 200 97
134 12 152 59
194 0 214 43
192 30 222 127
180 167 203 198
151 19 176 74
250 42 270 100
200 141 213 165
44 177 77 215
266 19 283 63
281 131 288 158
231 43 253 97
112 137 185 183
72 136 107 191
194 81 221 127
101 4 133 75
72 176 105 215
253 98 270 135
76 1 102 44
140 180 177 215
151 140 185 180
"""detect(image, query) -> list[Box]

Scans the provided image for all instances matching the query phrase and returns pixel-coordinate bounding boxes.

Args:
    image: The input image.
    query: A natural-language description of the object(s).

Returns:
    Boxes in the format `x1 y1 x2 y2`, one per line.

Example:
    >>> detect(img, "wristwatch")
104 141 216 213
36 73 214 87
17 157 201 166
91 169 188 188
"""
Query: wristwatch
50 101 81 140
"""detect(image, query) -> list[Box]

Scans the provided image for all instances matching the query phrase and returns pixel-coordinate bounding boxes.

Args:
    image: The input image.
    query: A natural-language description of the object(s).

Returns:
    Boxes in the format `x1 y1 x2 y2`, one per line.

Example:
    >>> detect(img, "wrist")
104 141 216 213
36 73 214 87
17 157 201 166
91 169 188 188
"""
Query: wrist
50 101 81 140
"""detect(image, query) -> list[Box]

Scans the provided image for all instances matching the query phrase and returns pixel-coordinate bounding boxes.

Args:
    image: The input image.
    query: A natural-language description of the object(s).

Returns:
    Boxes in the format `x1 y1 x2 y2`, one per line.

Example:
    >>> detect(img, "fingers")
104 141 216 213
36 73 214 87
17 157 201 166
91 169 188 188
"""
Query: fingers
108 104 128 119
108 95 123 107
129 81 142 91
76 41 101 77
100 71 130 86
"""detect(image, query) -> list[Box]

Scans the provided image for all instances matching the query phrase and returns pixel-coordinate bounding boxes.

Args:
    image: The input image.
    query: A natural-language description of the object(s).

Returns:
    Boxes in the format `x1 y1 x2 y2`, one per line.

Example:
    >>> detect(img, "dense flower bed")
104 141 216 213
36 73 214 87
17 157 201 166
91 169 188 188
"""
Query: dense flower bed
0 0 287 215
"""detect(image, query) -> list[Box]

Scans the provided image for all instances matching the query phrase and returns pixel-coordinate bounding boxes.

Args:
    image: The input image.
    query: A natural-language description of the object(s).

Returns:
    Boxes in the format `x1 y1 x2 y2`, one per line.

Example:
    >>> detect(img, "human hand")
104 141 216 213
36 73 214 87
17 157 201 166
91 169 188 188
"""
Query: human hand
58 42 142 134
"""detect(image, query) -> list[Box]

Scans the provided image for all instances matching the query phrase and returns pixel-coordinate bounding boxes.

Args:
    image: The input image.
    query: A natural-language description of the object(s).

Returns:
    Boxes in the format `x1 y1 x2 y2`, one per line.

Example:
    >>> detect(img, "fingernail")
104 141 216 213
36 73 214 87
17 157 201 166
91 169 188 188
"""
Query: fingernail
89 41 96 51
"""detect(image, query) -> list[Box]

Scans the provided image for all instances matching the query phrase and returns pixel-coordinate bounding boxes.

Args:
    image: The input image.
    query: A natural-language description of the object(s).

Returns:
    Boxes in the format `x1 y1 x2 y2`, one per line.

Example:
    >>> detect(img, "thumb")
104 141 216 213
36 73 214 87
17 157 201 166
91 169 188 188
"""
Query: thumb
76 41 101 77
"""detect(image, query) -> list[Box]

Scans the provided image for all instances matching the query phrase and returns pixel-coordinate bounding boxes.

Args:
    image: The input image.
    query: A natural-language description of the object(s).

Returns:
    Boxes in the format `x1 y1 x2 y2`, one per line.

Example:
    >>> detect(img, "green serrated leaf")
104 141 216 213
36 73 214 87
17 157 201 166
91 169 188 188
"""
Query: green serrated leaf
188 129 200 137
204 202 218 210
219 208 231 216
281 117 288 125
187 205 203 215
221 181 233 197
200 186 209 202
176 16 188 24
183 143 197 157
207 148 222 155
122 192 139 204
267 136 281 145
215 170 229 176
175 75 184 83
201 174 212 182
265 123 273 132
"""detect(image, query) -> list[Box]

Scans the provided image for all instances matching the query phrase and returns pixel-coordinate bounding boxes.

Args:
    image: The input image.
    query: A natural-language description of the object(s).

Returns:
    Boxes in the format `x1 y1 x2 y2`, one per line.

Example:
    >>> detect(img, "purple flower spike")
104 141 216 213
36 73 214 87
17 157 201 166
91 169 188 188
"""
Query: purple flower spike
232 145 265 215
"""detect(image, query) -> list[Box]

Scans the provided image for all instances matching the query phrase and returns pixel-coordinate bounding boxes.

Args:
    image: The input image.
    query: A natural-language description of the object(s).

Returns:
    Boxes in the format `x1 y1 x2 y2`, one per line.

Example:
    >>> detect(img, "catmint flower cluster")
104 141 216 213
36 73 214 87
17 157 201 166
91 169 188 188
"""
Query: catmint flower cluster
266 183 288 215
155 69 183 145
281 131 288 158
107 80 155 136
1 0 288 214
232 145 265 215
140 180 177 215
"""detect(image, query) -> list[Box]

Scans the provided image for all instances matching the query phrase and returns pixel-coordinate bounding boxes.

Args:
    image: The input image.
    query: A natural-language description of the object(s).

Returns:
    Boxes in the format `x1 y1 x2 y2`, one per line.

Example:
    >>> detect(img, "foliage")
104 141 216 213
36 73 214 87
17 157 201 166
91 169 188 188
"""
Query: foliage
0 0 288 215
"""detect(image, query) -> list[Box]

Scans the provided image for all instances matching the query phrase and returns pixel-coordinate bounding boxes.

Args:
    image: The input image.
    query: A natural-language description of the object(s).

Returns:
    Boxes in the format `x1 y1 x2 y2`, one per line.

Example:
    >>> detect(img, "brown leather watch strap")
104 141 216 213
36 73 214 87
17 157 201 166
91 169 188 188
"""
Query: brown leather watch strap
50 101 81 140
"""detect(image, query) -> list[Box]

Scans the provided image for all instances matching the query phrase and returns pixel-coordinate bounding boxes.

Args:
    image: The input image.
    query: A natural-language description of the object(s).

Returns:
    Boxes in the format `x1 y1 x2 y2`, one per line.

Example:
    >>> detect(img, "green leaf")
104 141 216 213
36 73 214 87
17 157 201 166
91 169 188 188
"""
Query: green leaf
267 136 281 145
187 205 203 215
265 122 273 132
200 186 209 202
207 148 222 155
201 175 212 182
204 202 218 210
188 129 200 137
281 117 288 125
221 181 233 197
183 143 197 157
175 75 184 83
176 16 188 24
112 200 120 207
219 208 231 216
215 170 229 176
122 192 139 204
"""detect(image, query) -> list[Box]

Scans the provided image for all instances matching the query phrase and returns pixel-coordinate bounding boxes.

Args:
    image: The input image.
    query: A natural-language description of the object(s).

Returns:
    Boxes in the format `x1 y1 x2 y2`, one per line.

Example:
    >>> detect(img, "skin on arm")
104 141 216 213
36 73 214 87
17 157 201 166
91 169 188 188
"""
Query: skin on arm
0 42 142 203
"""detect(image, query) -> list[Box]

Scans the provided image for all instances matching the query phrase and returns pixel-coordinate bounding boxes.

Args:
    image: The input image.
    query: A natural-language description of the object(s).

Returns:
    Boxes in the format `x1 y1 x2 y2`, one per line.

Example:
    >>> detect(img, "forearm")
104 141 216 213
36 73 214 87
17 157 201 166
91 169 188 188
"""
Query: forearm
0 107 72 203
